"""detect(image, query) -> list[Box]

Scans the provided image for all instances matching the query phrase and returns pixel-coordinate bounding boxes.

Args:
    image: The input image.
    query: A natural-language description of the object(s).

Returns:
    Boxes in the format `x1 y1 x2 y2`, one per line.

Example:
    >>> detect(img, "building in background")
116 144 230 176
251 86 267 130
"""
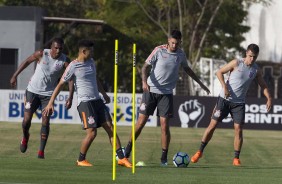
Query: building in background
242 0 282 63
0 6 45 90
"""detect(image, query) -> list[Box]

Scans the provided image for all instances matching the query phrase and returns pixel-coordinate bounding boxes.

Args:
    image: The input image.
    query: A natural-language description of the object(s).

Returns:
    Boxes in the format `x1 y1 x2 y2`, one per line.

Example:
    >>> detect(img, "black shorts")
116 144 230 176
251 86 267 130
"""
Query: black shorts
211 97 245 124
24 90 51 113
77 99 112 129
139 92 173 118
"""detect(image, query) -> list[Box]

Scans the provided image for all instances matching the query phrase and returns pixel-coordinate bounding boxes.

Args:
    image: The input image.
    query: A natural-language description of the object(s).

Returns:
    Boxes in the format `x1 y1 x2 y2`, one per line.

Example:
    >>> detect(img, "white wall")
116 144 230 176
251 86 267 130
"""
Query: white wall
242 0 282 62
0 20 36 89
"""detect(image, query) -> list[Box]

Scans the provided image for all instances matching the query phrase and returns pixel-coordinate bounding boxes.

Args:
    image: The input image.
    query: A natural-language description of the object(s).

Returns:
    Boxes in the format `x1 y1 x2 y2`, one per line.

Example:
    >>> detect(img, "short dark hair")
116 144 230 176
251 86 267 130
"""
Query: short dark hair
170 29 182 40
78 39 94 49
247 43 259 54
51 37 64 45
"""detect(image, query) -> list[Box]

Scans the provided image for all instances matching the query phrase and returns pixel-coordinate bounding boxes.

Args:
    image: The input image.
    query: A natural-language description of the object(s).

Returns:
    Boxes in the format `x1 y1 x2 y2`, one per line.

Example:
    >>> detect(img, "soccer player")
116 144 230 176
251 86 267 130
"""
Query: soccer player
124 30 210 166
43 39 132 167
190 43 272 166
10 37 74 159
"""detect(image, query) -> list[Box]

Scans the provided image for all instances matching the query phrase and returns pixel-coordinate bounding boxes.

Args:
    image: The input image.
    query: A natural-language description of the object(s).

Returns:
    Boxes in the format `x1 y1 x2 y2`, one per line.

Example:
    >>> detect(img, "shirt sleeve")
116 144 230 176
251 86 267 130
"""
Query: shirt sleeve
61 62 75 82
145 47 160 65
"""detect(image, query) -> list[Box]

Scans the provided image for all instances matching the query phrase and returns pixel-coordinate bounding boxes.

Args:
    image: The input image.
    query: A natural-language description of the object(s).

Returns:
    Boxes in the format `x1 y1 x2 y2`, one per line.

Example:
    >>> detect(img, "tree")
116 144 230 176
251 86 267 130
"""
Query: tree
0 0 272 94
131 0 271 95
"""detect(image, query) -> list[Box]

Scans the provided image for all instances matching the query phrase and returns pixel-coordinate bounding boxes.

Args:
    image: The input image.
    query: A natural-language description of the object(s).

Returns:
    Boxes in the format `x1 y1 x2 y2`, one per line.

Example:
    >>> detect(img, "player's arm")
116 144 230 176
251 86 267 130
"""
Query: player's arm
97 78 110 104
216 59 237 98
63 57 74 109
141 62 151 92
183 66 210 95
43 79 65 116
256 69 272 112
65 79 74 109
10 50 43 87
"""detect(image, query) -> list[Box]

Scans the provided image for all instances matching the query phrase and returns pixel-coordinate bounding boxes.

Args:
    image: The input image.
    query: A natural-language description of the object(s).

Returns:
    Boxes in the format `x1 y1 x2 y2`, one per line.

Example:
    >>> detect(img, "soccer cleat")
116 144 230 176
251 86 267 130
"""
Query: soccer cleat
233 158 241 166
38 150 45 159
160 160 168 167
191 151 203 163
76 160 93 167
118 158 132 168
20 134 30 153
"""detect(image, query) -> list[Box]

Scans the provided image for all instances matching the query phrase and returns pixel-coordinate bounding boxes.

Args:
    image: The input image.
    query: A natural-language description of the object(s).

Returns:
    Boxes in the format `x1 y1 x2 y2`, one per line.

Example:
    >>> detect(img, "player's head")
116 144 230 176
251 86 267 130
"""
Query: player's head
247 43 259 54
245 43 259 65
168 29 182 52
50 37 64 59
78 39 94 59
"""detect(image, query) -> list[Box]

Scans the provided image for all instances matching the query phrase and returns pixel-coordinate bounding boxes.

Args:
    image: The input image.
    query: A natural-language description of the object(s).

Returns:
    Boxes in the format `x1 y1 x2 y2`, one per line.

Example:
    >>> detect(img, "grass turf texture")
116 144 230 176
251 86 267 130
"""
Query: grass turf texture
0 122 282 184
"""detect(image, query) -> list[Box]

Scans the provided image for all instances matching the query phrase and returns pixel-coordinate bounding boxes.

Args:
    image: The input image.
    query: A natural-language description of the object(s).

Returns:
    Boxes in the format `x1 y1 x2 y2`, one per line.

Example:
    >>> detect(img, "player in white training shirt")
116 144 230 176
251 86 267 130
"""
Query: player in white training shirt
124 30 210 165
43 39 132 168
10 38 74 159
190 43 272 166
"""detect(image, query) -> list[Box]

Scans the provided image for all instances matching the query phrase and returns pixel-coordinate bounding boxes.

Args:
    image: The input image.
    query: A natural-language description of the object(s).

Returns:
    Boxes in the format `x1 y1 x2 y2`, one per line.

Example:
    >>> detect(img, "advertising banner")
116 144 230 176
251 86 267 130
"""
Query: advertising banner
171 96 282 130
0 90 157 127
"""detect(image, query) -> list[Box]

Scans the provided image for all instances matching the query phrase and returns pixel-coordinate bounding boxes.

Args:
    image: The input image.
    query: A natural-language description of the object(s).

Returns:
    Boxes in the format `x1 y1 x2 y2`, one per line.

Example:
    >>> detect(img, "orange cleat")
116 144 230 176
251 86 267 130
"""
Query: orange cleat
76 160 93 167
191 151 203 163
233 158 241 166
118 158 132 168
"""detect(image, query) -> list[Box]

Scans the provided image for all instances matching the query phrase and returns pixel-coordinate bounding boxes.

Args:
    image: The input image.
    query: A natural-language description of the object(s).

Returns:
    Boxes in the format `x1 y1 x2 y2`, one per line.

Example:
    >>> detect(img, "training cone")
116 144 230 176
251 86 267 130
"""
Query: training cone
136 161 146 167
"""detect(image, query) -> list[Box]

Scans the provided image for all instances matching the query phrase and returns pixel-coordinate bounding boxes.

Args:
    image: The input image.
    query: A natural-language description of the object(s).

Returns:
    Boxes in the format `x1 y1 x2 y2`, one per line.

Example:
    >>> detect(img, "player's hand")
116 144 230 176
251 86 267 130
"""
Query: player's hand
266 98 272 112
10 76 17 88
65 98 73 109
42 104 54 117
142 81 150 92
178 99 204 128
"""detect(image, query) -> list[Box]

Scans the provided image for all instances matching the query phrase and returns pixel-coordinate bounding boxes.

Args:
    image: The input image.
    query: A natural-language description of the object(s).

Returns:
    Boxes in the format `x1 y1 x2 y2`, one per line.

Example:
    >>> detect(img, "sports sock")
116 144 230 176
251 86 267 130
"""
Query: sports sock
124 141 132 157
161 149 168 163
234 150 240 159
116 147 125 159
22 121 31 139
199 141 208 152
39 125 49 152
78 152 86 161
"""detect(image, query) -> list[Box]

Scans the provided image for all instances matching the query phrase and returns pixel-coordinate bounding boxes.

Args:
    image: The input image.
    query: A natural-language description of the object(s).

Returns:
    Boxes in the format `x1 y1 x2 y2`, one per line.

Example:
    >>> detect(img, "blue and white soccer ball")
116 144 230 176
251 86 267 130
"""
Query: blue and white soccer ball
116 147 125 161
173 152 190 168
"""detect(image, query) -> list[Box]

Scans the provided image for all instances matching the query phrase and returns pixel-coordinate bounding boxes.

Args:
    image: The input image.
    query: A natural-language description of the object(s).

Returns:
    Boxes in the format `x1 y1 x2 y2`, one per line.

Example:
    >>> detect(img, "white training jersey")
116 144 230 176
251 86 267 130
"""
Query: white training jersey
219 58 258 103
27 49 68 96
145 44 189 94
61 58 100 106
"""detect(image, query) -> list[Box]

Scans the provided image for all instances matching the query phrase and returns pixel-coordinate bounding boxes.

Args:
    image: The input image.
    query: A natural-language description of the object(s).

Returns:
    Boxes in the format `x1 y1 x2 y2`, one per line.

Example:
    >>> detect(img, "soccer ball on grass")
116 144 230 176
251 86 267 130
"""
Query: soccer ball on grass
173 152 190 167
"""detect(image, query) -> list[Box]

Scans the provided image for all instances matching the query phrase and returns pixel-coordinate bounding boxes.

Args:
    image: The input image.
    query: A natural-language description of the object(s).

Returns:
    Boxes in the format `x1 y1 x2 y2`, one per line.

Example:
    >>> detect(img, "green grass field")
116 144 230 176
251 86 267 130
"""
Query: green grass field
0 122 282 184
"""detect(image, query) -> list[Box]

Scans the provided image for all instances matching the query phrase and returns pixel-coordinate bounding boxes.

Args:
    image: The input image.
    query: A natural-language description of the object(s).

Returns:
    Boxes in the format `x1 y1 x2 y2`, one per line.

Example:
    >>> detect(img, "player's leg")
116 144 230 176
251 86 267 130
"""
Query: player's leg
77 127 97 166
231 103 245 166
37 95 52 159
124 92 156 158
76 100 98 166
20 111 33 153
159 116 170 165
95 99 125 158
233 123 243 166
20 90 40 153
124 114 149 158
102 121 132 168
157 93 173 166
38 115 50 159
191 97 229 163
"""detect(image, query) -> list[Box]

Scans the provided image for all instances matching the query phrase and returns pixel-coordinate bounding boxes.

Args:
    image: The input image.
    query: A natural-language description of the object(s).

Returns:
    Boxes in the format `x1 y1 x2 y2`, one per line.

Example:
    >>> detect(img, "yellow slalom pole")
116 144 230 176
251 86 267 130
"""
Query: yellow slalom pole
113 39 118 181
132 43 136 174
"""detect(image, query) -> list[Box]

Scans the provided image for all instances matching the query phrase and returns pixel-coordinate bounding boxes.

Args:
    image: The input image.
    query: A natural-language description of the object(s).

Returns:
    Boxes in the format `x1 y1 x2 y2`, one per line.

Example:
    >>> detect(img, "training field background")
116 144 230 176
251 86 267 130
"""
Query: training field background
0 122 281 184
